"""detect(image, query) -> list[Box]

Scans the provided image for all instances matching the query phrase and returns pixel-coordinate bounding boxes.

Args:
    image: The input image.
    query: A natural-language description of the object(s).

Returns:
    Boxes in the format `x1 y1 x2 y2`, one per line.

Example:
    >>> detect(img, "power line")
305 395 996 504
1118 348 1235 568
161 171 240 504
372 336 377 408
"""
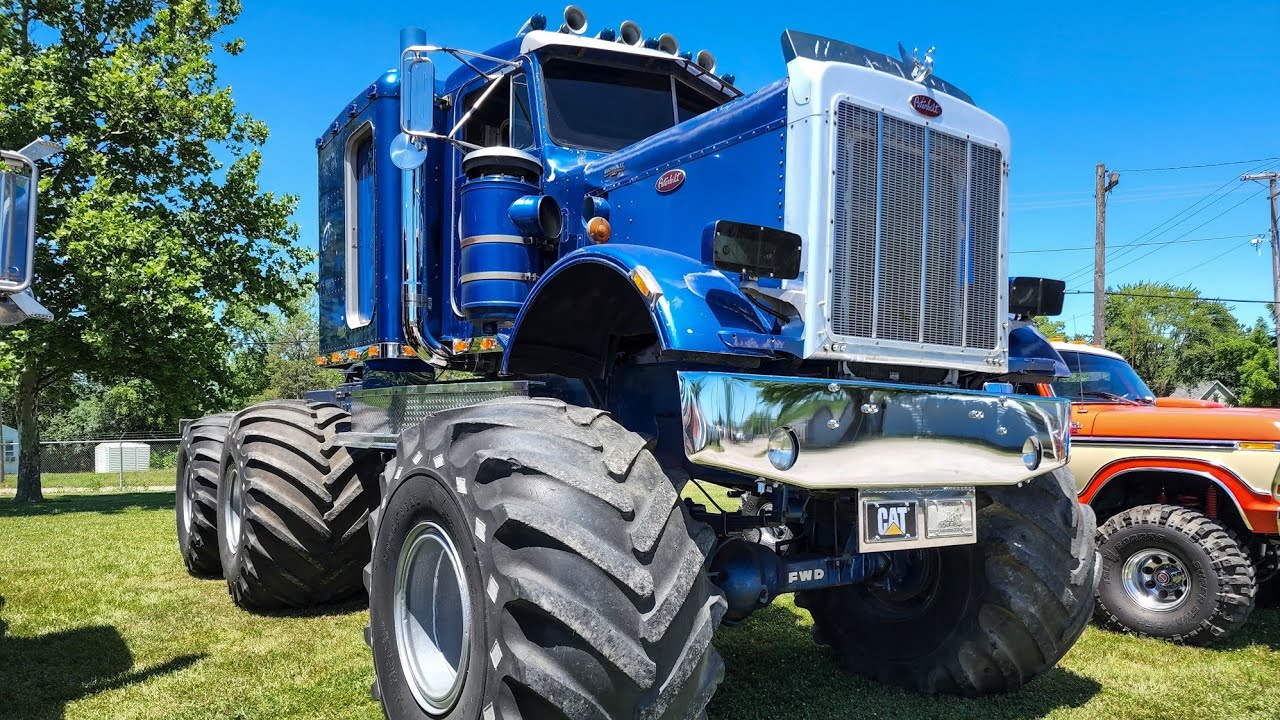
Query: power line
1114 157 1280 173
1163 241 1250 283
1011 232 1259 254
1059 160 1279 285
1065 290 1273 304
1085 187 1267 285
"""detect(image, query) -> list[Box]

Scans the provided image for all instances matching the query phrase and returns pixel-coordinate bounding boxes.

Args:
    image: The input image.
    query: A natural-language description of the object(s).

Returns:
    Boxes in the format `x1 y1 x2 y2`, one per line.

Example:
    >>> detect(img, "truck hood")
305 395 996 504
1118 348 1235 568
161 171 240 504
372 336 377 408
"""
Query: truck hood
1078 403 1280 442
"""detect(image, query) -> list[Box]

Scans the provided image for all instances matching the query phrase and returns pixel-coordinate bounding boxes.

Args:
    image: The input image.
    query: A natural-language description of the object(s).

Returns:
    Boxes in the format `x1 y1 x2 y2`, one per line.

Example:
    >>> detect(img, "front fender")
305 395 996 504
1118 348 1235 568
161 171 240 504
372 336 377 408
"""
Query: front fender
503 245 800 376
1008 324 1069 378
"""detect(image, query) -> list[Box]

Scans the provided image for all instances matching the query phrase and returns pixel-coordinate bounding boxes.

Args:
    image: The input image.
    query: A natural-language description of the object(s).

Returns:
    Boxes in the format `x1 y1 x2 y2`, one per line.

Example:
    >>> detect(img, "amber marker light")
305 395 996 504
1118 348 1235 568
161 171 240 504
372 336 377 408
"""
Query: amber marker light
367 345 380 358
479 337 498 351
452 338 470 353
587 216 611 244
329 352 343 363
315 355 327 366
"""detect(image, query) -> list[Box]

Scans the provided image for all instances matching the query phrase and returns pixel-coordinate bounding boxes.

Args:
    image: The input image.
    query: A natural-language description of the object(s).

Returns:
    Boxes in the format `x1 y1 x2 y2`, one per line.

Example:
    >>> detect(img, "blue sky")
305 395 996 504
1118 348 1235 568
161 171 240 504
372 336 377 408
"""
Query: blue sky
219 2 1279 338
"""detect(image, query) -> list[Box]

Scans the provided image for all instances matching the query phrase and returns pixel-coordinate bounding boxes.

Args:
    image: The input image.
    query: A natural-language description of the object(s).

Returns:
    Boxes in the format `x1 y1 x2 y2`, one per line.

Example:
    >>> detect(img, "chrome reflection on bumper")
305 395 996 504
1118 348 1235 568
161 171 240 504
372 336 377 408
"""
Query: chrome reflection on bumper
678 371 1070 489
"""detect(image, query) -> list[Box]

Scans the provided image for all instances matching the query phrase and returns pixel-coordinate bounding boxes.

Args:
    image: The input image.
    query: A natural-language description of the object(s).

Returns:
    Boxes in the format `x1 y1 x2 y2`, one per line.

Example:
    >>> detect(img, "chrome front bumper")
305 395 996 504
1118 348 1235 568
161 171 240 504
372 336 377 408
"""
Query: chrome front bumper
678 371 1070 489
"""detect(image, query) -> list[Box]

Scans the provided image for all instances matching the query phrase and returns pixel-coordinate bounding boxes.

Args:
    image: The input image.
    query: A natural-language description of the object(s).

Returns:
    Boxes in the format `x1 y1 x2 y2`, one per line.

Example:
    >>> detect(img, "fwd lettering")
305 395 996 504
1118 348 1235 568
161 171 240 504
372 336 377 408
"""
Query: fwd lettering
787 568 827 585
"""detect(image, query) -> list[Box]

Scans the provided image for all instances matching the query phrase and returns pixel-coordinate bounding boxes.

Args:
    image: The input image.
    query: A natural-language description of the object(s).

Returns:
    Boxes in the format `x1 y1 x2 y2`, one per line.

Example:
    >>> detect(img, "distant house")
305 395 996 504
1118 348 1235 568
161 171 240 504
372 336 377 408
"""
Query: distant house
1171 380 1238 406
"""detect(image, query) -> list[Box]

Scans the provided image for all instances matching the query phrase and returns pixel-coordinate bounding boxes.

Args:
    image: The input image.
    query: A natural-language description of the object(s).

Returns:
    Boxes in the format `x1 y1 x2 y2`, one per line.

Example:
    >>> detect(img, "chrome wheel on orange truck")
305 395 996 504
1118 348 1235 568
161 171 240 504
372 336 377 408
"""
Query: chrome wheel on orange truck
1095 505 1256 645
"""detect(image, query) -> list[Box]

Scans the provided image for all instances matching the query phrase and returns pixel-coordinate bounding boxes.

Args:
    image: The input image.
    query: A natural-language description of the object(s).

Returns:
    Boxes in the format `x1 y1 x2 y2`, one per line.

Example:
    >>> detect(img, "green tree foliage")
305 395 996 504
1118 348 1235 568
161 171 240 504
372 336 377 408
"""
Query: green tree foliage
0 2 311 501
239 302 341 404
1103 283 1240 397
1201 319 1280 407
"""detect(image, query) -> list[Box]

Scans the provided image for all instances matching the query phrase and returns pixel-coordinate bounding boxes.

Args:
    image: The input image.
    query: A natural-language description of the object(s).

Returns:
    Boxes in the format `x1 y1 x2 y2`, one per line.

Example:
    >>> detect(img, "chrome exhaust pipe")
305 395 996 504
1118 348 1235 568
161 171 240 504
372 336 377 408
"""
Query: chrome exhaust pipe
695 49 716 73
657 33 679 55
559 5 587 35
618 20 643 46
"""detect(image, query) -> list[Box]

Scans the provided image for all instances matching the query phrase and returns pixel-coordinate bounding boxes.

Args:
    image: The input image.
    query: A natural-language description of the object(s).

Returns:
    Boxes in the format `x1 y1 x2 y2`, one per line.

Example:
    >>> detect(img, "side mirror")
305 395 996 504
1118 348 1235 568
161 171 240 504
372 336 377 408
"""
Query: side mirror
1009 277 1066 317
399 51 436 135
0 151 37 294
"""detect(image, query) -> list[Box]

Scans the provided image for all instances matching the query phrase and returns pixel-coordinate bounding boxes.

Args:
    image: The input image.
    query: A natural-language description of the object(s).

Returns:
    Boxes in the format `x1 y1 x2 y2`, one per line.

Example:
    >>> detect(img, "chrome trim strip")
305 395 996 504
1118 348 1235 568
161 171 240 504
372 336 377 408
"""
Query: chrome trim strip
1072 436 1237 449
460 234 525 248
678 371 1070 489
459 271 538 283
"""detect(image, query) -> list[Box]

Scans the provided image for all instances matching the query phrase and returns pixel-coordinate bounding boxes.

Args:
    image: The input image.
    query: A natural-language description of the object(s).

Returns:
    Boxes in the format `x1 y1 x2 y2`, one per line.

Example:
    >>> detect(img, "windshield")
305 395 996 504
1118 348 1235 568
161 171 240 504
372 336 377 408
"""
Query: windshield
541 58 722 152
1051 351 1156 403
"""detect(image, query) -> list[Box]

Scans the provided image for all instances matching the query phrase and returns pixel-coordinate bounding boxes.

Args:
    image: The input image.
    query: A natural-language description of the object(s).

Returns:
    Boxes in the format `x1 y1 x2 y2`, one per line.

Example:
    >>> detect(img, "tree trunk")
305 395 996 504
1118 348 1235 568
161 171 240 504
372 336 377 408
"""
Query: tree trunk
13 361 42 503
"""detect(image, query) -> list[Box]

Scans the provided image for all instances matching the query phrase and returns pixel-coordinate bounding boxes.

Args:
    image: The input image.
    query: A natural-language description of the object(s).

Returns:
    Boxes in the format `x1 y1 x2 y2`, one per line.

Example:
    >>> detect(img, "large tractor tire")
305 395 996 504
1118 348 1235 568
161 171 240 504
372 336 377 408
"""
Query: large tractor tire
176 412 235 577
217 400 381 610
365 397 726 719
1093 504 1255 645
796 467 1098 697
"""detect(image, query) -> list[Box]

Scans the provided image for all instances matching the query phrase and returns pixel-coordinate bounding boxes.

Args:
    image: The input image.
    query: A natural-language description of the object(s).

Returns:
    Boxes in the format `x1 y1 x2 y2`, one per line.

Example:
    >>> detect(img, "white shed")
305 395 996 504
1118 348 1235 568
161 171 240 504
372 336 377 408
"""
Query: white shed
1 425 18 476
94 441 150 473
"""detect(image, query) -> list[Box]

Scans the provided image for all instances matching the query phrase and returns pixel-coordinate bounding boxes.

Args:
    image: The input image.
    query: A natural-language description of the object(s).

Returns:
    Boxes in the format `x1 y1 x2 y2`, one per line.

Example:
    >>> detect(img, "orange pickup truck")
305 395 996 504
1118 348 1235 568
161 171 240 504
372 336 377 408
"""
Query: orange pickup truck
1041 342 1280 645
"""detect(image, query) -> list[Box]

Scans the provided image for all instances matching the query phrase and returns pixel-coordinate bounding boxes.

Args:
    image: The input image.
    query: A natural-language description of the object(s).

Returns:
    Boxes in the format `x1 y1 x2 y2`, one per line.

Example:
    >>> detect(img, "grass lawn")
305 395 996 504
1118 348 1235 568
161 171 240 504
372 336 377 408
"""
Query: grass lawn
0 469 175 493
1 489 1278 720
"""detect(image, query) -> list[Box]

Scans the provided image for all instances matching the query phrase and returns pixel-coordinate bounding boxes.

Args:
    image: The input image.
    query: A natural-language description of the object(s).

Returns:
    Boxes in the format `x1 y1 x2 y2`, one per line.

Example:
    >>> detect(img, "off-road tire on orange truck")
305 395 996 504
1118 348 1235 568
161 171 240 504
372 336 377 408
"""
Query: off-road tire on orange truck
1094 504 1256 645
176 412 235 577
795 467 1098 696
365 398 726 719
216 400 381 610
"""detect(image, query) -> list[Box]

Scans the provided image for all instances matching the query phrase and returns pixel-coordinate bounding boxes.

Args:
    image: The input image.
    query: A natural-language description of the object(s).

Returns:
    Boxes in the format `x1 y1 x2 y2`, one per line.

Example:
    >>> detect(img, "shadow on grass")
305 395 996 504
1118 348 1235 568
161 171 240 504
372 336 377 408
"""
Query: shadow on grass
0 491 174 518
1209 605 1280 652
248 593 371 619
710 604 1101 720
0 608 202 720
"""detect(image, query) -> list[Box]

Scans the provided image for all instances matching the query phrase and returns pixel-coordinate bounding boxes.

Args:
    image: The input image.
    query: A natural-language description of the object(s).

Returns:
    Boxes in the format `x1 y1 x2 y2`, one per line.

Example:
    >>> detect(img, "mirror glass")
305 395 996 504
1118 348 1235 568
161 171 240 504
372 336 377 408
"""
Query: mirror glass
400 54 436 134
0 168 33 292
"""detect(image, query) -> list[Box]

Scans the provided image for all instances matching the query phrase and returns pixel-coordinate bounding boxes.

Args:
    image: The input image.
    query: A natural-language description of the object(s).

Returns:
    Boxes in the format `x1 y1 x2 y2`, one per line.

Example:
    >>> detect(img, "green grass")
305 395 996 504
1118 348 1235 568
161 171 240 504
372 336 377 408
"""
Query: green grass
0 469 175 492
1 490 1279 720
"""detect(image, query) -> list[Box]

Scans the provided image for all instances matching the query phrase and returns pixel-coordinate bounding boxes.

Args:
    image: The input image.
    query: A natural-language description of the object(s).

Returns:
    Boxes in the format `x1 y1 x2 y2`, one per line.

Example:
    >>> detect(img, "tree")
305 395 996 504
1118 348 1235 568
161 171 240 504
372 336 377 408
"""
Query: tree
243 301 341 403
1103 283 1242 397
1203 319 1280 407
0 2 311 502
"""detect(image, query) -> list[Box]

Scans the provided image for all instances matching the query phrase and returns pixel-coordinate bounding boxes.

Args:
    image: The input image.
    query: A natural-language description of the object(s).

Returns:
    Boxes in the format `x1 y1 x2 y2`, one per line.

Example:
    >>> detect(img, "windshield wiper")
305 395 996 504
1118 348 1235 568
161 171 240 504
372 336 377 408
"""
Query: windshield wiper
1077 390 1139 405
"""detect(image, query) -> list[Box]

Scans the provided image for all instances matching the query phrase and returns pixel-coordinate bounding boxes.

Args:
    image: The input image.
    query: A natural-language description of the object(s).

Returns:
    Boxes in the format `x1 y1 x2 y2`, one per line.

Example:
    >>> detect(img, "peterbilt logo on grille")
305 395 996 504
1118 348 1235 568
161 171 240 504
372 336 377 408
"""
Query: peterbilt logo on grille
656 169 686 194
909 95 942 118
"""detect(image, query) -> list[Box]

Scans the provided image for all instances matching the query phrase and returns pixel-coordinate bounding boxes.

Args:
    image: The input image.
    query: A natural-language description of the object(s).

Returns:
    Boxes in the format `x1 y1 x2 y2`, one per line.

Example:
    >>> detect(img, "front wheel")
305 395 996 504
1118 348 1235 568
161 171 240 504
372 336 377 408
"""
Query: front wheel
366 397 725 719
796 468 1098 696
1094 504 1255 645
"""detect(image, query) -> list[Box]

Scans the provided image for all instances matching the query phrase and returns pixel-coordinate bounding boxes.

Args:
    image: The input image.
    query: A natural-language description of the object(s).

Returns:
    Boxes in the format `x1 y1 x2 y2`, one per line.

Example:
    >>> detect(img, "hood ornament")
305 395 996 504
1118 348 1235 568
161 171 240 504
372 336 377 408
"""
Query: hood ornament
897 42 935 83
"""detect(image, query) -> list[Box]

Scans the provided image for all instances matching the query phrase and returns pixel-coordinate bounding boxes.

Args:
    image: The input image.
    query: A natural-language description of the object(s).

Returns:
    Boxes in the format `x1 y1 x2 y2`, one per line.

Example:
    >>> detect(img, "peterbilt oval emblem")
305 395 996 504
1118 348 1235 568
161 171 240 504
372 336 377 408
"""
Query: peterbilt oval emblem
656 169 686 194
909 94 942 118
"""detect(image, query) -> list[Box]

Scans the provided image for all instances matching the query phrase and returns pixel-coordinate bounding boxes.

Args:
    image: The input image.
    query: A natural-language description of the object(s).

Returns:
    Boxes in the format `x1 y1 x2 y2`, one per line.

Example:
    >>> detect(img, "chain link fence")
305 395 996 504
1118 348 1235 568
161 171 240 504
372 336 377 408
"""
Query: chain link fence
0 435 183 490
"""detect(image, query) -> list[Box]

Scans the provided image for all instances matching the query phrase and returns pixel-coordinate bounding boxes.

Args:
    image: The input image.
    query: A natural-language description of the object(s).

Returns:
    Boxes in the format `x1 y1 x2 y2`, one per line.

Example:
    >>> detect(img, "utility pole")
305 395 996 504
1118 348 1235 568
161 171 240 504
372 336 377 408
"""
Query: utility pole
1242 172 1280 379
1094 163 1120 346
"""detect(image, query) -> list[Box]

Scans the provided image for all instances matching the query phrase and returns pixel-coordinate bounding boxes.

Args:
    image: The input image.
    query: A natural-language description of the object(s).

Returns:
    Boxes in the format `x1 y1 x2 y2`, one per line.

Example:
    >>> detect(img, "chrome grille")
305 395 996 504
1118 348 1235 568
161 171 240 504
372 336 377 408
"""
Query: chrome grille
832 101 1004 355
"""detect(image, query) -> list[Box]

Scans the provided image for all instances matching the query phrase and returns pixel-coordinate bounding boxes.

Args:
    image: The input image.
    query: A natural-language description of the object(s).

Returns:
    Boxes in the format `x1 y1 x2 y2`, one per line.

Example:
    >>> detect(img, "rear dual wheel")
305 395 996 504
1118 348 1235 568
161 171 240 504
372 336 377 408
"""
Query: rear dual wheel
176 413 235 577
217 400 381 610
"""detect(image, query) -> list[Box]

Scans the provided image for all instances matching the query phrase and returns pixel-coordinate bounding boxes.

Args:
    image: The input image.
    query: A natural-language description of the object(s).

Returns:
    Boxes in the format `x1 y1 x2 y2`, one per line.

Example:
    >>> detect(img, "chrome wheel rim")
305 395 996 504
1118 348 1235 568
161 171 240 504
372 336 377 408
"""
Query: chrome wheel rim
394 521 471 715
1122 548 1191 611
222 466 244 555
180 462 195 536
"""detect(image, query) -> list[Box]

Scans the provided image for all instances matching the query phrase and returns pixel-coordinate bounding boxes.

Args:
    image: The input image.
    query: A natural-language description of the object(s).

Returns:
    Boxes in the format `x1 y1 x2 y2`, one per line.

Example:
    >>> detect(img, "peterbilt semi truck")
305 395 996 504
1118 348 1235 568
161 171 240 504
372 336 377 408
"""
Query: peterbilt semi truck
174 9 1098 718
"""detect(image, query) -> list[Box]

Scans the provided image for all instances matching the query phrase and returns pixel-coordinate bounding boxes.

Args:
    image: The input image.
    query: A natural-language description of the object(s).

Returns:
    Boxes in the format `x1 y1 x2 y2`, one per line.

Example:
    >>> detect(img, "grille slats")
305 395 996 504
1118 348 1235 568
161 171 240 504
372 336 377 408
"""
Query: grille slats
832 101 1003 357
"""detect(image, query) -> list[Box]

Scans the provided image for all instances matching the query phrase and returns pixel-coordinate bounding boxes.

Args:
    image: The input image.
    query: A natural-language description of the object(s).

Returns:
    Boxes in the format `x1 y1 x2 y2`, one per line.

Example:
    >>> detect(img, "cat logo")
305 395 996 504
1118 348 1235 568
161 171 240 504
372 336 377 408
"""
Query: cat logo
878 505 909 537
865 500 917 543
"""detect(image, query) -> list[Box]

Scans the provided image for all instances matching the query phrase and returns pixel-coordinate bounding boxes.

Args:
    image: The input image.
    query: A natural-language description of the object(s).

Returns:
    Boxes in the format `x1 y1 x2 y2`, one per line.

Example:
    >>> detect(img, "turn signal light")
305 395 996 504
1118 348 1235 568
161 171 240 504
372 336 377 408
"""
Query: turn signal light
587 216 611 244
1238 441 1280 451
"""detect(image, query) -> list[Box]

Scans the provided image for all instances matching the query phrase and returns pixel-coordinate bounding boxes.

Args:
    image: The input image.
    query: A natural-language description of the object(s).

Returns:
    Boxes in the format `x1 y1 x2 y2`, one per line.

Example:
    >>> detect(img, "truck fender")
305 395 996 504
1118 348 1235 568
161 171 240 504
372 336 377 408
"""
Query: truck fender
503 244 785 377
1082 456 1280 534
